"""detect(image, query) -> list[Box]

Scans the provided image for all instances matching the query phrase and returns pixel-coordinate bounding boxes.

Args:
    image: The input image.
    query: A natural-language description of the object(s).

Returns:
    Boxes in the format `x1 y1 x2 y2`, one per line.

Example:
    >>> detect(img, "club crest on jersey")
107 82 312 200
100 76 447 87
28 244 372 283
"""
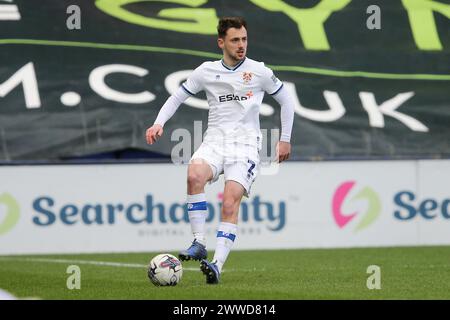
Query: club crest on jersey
242 72 253 84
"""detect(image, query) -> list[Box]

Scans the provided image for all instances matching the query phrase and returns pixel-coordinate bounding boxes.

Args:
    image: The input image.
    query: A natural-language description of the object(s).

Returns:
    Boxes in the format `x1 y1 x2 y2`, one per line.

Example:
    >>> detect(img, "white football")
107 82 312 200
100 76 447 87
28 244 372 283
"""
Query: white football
147 253 183 286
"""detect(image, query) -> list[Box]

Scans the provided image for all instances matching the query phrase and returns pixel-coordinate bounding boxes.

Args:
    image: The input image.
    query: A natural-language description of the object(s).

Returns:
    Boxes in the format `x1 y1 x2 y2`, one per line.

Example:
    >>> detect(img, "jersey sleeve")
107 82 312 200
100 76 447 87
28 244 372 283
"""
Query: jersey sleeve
181 64 205 95
261 64 283 96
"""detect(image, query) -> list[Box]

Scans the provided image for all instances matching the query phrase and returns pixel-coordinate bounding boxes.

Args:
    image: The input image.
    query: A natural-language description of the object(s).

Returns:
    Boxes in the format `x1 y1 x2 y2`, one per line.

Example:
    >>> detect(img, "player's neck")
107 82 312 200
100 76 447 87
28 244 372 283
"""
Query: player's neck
222 56 245 68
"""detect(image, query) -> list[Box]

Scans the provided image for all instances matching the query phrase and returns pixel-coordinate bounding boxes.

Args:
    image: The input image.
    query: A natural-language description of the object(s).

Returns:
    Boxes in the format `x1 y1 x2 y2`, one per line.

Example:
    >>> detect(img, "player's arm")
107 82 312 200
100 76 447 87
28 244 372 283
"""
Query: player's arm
271 85 295 163
261 64 295 163
145 87 191 144
146 65 204 145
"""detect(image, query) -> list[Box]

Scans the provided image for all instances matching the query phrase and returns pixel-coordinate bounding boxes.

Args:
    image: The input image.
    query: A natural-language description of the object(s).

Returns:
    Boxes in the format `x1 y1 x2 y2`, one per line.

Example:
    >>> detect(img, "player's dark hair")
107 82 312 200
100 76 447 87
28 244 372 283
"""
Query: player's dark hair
217 17 247 38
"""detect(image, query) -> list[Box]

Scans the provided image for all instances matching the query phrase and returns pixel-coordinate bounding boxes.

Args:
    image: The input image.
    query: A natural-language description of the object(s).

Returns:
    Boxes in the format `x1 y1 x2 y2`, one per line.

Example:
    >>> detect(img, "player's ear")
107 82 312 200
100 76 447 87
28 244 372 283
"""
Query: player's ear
217 37 224 49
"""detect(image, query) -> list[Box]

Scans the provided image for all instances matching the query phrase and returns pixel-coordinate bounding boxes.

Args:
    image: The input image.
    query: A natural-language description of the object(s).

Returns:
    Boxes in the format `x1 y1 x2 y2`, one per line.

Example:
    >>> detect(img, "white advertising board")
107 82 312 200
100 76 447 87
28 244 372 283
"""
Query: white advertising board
0 160 448 254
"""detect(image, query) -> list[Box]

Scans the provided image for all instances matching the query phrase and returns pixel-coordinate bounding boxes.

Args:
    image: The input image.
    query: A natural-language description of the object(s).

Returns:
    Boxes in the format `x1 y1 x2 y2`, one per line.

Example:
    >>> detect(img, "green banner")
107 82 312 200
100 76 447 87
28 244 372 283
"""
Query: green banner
0 0 449 161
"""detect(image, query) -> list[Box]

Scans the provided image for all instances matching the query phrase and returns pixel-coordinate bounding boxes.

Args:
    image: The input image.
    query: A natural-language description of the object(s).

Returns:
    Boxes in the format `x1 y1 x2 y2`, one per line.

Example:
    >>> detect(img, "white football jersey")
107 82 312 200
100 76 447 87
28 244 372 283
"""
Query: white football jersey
182 57 283 148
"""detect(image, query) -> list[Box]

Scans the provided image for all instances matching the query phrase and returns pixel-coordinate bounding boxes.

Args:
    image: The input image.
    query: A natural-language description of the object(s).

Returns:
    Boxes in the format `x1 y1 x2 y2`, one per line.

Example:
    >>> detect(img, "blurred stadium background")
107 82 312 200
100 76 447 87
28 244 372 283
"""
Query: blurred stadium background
0 0 449 299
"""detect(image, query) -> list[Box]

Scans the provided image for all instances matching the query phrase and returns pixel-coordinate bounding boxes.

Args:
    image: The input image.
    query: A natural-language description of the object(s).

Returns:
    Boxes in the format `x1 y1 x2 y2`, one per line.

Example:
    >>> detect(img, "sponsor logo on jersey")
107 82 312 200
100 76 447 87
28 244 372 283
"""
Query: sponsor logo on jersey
218 94 251 102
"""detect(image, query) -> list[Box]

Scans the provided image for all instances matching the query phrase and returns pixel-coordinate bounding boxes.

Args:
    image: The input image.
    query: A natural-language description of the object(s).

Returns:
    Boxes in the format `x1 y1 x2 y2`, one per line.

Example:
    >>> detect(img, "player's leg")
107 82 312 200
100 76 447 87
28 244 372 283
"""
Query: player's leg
214 180 244 265
186 158 214 246
201 180 245 284
201 144 260 284
179 159 213 261
187 158 213 194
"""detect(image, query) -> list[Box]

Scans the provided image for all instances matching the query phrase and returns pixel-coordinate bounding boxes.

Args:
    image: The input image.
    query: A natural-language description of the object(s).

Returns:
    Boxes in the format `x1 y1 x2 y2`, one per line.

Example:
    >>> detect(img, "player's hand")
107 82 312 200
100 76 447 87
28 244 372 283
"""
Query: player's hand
277 141 291 163
146 124 163 145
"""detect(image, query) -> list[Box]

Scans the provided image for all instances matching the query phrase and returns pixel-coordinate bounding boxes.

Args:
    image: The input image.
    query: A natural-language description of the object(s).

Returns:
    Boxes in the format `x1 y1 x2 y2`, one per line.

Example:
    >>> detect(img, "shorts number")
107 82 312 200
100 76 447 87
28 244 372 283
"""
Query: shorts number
247 160 256 177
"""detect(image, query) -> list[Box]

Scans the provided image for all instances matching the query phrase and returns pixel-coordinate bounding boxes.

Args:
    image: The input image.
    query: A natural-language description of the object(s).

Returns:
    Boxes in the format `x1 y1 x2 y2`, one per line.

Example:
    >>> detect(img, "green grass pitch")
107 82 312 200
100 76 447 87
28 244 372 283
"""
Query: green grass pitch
1 246 449 299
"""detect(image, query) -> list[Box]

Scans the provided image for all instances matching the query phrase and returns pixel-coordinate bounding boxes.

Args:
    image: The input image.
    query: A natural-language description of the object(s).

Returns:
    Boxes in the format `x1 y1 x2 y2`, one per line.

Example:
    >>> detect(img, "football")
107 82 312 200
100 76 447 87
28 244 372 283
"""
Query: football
147 253 183 286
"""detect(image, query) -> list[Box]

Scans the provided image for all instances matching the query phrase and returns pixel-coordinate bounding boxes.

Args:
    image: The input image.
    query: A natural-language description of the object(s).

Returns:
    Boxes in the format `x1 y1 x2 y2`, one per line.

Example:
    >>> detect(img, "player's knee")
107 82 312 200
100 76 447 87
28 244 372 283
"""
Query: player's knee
187 171 207 189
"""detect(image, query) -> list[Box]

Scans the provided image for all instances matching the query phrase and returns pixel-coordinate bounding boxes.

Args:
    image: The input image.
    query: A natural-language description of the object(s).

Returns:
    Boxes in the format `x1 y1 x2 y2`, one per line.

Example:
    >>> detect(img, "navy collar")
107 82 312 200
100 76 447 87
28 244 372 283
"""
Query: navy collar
221 57 246 71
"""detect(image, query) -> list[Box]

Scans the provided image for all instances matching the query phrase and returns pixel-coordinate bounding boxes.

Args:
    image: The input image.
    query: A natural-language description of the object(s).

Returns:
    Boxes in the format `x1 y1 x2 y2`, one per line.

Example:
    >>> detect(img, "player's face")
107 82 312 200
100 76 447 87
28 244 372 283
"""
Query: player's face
218 27 247 63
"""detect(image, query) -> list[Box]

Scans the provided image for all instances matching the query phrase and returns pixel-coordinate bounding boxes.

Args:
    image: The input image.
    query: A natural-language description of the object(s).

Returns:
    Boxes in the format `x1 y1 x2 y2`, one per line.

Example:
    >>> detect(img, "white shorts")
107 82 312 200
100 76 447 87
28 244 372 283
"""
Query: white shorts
190 141 260 197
